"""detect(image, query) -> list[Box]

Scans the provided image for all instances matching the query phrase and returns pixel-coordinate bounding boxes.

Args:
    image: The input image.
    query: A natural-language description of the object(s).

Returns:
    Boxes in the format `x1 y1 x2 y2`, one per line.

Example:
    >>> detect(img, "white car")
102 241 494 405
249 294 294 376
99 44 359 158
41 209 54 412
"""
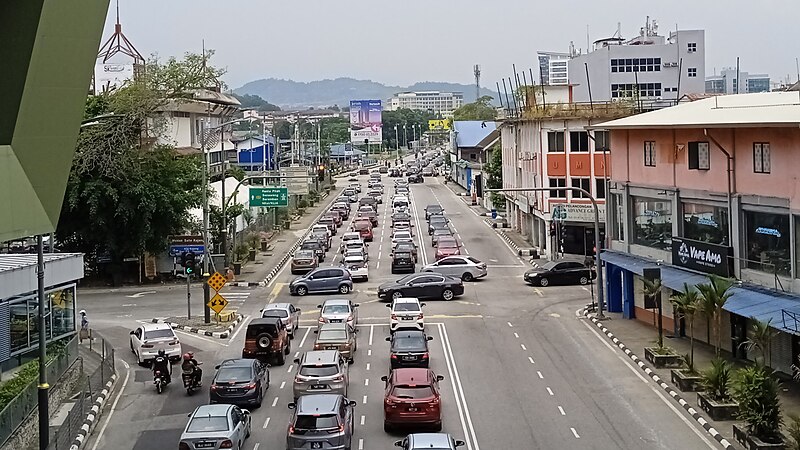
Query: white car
422 256 488 282
392 196 409 209
387 297 425 332
129 322 182 365
341 231 361 243
392 230 413 249
348 182 362 193
344 255 369 281
344 246 369 262
341 238 367 256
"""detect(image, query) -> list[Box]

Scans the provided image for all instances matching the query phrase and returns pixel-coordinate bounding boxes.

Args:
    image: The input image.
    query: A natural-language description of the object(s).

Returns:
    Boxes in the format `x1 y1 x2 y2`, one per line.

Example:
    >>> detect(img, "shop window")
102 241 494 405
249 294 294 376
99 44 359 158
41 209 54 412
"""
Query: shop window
571 178 591 198
682 202 729 245
570 131 589 152
632 196 672 250
614 194 625 241
744 210 790 276
688 142 710 170
548 131 565 152
50 287 75 338
549 178 566 198
595 179 606 199
10 299 31 354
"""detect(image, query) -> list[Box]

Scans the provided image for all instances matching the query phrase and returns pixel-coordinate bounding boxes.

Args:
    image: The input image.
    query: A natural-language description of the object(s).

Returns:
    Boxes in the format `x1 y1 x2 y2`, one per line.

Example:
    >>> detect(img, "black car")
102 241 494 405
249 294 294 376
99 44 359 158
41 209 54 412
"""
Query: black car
523 261 596 287
393 242 418 263
391 251 415 274
359 168 370 175
391 212 411 226
386 330 433 369
300 240 326 262
209 358 270 407
378 273 464 302
428 218 450 235
407 174 424 183
425 205 444 221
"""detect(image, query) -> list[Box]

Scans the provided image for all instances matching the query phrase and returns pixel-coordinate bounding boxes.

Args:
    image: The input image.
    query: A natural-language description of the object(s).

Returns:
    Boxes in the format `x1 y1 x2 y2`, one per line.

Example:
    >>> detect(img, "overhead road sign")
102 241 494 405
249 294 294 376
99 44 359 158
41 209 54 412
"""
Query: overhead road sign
250 187 289 207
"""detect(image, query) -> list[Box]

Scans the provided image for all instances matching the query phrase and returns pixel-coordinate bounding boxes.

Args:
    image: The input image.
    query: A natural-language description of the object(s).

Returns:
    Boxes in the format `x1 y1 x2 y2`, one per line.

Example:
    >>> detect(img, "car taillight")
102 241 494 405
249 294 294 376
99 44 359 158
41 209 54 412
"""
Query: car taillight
169 340 179 346
418 313 423 320
333 375 344 382
141 343 154 348
314 344 321 350
390 314 397 320
288 425 295 434
318 317 325 323
244 383 256 390
391 354 398 359
210 384 218 391
421 352 429 359
220 439 233 448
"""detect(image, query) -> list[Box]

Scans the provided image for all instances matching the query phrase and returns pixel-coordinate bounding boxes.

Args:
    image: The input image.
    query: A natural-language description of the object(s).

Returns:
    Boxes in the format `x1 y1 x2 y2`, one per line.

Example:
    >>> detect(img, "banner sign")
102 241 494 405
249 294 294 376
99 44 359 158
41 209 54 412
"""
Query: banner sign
671 236 732 277
350 100 382 144
550 204 606 223
428 119 451 131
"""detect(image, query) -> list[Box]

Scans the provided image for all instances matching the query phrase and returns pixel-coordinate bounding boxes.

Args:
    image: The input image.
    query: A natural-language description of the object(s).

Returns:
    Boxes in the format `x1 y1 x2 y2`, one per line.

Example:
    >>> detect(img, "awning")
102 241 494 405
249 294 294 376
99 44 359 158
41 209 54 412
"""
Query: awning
601 251 708 291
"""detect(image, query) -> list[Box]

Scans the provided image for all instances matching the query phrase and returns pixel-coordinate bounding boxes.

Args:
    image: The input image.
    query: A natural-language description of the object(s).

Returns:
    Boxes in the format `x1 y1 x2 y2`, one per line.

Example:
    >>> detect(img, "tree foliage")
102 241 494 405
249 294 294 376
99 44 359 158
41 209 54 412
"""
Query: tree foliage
453 95 497 121
381 109 438 149
484 144 503 206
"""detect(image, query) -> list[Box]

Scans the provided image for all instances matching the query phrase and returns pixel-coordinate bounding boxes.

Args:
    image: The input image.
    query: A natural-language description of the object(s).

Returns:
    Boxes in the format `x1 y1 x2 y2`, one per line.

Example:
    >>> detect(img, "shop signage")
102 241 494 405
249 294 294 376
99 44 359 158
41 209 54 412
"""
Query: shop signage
671 236 732 277
550 204 606 223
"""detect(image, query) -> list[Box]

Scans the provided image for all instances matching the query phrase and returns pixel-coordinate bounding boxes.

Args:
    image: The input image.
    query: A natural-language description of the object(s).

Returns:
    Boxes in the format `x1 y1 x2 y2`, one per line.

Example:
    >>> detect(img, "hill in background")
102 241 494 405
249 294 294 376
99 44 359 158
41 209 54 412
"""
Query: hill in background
234 77 499 109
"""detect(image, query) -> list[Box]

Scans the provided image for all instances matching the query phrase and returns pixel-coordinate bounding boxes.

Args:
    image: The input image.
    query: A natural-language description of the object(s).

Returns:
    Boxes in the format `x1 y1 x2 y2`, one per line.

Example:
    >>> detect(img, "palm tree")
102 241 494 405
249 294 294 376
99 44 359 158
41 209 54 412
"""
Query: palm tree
641 277 664 348
670 283 700 371
696 275 735 356
741 318 778 366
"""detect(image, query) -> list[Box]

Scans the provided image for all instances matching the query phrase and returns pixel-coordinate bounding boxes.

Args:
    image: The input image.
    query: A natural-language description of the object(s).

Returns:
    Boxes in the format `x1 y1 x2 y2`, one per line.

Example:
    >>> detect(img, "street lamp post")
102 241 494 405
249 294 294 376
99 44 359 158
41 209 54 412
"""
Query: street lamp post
394 125 400 163
487 187 606 318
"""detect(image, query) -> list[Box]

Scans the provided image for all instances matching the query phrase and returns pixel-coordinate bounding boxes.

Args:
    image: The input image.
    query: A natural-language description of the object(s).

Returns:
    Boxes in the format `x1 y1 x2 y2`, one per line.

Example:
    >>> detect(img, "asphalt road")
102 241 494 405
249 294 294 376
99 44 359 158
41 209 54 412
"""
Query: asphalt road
82 169 722 450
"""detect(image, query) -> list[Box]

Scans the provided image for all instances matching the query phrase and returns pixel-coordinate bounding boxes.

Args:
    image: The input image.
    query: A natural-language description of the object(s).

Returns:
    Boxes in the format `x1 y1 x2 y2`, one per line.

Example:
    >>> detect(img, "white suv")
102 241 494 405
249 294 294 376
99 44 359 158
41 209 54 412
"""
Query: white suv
129 322 182 365
387 297 425 332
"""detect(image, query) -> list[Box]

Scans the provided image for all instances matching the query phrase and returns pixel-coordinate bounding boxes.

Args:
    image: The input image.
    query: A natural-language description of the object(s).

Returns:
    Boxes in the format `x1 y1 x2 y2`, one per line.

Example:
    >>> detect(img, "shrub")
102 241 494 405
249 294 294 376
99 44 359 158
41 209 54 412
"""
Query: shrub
298 198 309 209
786 413 800 450
235 244 249 261
733 364 782 442
701 357 732 402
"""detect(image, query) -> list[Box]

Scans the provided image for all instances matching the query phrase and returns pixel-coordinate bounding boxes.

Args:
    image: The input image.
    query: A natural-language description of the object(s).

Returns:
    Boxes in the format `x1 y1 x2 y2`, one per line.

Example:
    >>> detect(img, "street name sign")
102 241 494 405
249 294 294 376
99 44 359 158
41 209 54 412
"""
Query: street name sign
250 187 289 207
169 235 205 257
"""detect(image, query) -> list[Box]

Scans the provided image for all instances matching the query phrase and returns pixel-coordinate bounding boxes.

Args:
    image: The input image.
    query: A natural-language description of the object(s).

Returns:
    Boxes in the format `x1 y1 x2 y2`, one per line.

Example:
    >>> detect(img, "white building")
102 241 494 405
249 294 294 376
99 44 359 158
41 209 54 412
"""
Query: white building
537 52 570 86
387 91 464 117
567 19 705 108
706 68 771 94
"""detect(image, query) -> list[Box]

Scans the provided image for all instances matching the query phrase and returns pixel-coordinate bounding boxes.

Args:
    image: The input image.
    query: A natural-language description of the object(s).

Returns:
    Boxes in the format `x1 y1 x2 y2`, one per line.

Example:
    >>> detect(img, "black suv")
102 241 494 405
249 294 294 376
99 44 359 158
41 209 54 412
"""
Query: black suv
300 240 326 262
210 358 270 407
391 251 415 274
386 330 433 369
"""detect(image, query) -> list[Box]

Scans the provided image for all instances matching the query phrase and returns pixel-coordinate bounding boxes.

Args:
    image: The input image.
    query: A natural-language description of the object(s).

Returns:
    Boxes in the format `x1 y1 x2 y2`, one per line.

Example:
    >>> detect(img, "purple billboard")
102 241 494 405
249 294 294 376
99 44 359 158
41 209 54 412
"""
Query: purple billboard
349 99 382 144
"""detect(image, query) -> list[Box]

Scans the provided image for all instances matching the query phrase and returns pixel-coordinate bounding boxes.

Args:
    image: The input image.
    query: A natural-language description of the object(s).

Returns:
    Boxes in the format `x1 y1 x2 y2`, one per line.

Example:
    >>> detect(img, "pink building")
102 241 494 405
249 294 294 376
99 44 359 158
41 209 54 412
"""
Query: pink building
596 91 800 374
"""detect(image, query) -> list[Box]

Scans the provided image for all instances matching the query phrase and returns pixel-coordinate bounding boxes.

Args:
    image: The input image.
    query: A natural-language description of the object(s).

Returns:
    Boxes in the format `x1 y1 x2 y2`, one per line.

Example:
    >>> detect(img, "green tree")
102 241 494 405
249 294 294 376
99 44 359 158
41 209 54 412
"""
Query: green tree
670 283 700 371
272 120 292 139
453 95 497 121
381 109 437 149
696 275 735 356
231 93 281 112
484 144 503 206
741 318 778 367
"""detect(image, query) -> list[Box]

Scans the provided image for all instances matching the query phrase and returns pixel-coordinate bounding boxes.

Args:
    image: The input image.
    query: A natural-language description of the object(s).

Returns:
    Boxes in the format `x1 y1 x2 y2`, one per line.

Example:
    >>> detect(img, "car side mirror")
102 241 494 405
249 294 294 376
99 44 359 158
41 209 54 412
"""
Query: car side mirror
385 304 391 308
129 330 135 335
437 375 445 381
241 409 251 415
288 403 296 410
426 336 434 341
354 304 360 308
421 303 426 307
349 400 358 407
215 365 220 369
454 440 466 447
296 308 301 313
293 357 301 364
348 358 354 365
394 441 404 447
381 375 388 382
385 336 391 341
317 305 322 309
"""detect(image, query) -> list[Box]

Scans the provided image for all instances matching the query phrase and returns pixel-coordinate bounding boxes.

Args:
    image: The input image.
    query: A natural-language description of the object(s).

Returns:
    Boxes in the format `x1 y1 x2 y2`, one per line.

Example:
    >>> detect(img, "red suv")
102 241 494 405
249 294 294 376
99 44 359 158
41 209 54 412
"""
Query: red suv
353 221 374 241
435 238 461 260
381 368 444 432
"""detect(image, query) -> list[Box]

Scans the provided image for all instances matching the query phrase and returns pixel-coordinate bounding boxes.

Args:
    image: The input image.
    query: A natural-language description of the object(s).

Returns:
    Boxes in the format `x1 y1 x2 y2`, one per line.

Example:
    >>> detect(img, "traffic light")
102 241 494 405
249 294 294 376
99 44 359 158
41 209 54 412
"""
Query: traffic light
318 165 325 181
182 251 197 275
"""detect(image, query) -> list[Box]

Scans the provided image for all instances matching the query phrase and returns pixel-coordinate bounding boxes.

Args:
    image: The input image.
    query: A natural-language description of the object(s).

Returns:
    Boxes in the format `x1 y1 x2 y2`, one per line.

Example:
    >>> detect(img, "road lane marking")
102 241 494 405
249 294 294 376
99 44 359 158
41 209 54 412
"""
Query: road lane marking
298 326 312 348
358 439 364 450
367 349 372 356
254 444 260 450
365 379 369 386
268 263 288 287
263 417 271 429
582 286 590 292
547 387 554 396
280 381 285 389
378 251 382 259
534 288 544 297
174 329 228 347
409 190 429 265
514 332 519 338
268 282 284 303
376 261 380 269
287 364 294 373
438 323 480 450
362 395 367 404
227 315 251 343
360 415 365 425
528 357 535 364
520 344 527 350
366 363 371 371
272 397 279 407
369 324 374 346
558 406 566 416
571 427 580 439
537 371 544 379
294 351 300 358
507 322 513 327
90 359 130 450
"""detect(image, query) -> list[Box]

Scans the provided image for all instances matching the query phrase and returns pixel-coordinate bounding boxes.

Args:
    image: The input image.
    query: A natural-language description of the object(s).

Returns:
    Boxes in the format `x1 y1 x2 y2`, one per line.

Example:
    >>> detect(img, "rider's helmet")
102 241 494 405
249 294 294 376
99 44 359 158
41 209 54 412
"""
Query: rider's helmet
182 353 192 361
157 349 166 357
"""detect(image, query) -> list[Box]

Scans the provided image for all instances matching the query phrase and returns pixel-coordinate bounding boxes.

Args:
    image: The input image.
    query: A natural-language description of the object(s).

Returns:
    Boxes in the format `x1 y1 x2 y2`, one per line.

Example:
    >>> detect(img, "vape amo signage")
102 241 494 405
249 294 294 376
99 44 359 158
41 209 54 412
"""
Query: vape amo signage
671 236 732 277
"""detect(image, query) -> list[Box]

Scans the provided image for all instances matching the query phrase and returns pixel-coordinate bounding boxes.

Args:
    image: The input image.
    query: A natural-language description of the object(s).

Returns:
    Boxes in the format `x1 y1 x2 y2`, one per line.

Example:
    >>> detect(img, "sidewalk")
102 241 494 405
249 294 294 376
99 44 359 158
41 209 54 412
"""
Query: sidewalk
586 310 800 448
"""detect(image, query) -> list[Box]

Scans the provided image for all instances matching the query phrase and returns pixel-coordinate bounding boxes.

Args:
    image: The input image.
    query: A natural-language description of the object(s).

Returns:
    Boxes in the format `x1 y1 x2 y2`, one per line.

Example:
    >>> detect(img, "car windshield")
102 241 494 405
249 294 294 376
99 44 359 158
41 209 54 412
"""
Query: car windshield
318 330 348 340
391 386 434 399
144 329 174 340
393 303 420 312
187 416 229 433
263 309 289 318
427 205 442 212
539 261 558 270
439 241 458 248
323 305 350 314
299 364 339 377
393 335 426 351
216 367 253 382
294 414 339 430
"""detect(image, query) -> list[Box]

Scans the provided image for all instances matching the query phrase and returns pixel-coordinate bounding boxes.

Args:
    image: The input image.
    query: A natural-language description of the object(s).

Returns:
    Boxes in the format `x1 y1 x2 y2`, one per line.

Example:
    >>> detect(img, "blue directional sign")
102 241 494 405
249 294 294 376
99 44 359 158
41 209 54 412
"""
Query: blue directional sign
169 245 205 257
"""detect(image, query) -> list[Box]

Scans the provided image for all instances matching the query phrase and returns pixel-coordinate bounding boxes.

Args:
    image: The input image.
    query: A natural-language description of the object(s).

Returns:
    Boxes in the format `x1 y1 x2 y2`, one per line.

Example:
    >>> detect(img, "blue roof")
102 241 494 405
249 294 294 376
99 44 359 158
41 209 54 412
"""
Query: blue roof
601 251 708 291
453 121 497 148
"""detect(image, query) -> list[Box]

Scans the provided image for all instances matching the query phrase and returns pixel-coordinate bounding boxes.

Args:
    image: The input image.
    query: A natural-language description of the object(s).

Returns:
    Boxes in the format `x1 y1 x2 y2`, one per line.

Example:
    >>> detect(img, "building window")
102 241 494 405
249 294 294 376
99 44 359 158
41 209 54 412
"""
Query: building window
744 210 790 276
644 141 656 167
753 142 771 173
571 178 591 198
569 131 589 152
688 68 697 78
595 179 606 199
610 57 661 73
687 42 697 53
688 141 710 170
594 131 610 152
611 83 662 98
549 178 566 198
632 196 672 250
547 131 565 152
613 194 625 241
682 202 729 245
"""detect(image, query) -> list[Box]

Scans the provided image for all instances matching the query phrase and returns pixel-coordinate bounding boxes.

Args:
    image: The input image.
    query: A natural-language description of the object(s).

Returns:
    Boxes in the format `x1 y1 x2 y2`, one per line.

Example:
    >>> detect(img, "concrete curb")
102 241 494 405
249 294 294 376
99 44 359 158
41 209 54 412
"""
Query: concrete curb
151 314 245 339
69 374 117 450
582 309 733 449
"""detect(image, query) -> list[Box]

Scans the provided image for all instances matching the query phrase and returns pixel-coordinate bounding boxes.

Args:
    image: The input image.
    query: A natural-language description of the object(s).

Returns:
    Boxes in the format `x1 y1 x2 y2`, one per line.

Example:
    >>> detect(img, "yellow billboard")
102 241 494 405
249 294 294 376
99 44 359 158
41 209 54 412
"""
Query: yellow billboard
428 119 451 131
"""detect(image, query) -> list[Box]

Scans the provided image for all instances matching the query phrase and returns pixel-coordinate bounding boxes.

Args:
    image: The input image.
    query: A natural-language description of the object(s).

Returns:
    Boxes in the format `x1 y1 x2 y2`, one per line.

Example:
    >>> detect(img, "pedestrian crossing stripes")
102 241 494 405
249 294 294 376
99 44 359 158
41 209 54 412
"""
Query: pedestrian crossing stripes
218 291 251 303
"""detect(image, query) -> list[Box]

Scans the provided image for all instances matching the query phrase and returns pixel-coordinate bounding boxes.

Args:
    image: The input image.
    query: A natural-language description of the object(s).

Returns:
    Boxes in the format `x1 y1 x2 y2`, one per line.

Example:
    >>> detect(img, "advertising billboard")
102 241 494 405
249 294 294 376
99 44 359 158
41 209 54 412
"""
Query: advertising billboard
93 63 134 94
350 100 382 144
428 119 451 131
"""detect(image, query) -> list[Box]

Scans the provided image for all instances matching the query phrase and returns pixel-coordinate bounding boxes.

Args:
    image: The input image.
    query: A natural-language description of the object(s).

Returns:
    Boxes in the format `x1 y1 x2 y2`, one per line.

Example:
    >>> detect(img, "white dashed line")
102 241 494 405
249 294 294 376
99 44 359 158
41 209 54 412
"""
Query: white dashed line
366 363 371 371
558 406 566 416
546 387 554 396
520 344 527 351
365 379 369 386
360 415 365 426
271 396 279 407
362 395 368 404
298 326 311 348
287 364 294 373
369 324 374 346
537 371 543 379
514 332 519 338
528 356 535 364
280 381 285 389
294 351 300 358
507 322 513 327
253 444 260 450
571 427 580 439
358 439 364 450
367 349 372 356
263 417 271 429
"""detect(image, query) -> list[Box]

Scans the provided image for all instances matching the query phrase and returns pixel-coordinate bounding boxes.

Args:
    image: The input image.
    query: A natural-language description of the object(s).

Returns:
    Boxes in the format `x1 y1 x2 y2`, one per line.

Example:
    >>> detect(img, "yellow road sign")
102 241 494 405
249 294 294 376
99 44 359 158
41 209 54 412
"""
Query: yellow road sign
207 272 227 291
207 293 228 314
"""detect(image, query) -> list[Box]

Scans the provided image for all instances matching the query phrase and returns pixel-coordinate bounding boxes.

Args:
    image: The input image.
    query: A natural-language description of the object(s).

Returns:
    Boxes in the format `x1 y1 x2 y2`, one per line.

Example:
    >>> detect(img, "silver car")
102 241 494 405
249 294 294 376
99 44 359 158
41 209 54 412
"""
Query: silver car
422 256 488 282
287 394 356 450
179 404 251 450
261 303 301 338
292 350 351 399
317 298 359 328
394 433 466 450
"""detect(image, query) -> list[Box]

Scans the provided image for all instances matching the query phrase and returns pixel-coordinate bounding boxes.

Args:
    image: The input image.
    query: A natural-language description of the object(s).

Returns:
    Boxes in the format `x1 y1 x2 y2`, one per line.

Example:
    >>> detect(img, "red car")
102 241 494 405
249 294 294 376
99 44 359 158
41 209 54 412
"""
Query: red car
325 211 342 227
353 221 374 241
435 238 461 260
381 368 444 432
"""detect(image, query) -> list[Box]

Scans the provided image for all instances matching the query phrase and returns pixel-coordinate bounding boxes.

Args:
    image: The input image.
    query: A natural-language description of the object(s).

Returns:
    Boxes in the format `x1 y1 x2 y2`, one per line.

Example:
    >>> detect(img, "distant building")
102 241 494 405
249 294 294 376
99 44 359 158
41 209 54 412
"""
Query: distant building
387 91 464 118
537 51 570 86
567 19 705 108
706 68 771 94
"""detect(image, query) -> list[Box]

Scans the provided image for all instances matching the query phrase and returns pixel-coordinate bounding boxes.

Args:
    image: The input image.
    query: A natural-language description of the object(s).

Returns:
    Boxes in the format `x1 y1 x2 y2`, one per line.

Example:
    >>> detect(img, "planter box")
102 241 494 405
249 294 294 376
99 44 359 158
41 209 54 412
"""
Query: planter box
671 369 702 392
697 392 739 421
733 423 785 450
644 347 684 368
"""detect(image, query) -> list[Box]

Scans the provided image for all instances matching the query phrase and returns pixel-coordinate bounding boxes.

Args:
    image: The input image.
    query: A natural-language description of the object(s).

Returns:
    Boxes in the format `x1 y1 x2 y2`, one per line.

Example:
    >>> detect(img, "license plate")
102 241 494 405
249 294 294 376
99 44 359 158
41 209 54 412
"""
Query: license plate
330 319 343 323
402 356 416 361
311 443 322 449
408 407 418 412
309 384 328 390
401 317 414 321
325 346 338 350
195 442 215 449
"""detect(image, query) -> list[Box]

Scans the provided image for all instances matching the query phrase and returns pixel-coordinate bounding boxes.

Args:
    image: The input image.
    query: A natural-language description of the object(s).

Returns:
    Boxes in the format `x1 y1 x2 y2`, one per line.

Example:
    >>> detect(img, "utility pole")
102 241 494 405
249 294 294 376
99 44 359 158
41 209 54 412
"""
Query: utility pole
36 234 48 450
200 119 211 324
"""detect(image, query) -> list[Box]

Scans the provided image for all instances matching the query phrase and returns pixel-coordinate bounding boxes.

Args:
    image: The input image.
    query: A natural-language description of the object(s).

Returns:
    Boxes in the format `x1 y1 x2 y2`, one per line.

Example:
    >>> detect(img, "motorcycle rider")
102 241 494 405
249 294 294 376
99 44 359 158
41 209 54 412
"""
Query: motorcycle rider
181 352 202 386
152 349 171 385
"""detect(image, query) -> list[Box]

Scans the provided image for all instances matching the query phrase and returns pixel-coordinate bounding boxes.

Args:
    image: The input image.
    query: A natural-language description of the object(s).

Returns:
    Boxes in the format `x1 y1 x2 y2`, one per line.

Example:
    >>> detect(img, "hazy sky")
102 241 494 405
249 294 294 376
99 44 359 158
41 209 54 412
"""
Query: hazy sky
102 0 800 91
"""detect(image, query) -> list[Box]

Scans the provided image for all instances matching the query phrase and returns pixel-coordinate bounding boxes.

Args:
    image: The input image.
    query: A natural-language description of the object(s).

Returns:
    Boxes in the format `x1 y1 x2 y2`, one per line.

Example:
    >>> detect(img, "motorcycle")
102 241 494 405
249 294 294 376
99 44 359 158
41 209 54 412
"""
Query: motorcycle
182 362 203 395
153 369 166 394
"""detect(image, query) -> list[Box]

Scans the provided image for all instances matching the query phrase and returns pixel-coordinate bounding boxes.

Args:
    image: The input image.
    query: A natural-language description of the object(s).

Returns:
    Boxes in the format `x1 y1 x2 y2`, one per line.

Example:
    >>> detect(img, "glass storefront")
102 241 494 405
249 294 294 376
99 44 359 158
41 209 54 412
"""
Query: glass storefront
631 196 672 250
8 285 76 356
744 210 790 276
682 202 729 245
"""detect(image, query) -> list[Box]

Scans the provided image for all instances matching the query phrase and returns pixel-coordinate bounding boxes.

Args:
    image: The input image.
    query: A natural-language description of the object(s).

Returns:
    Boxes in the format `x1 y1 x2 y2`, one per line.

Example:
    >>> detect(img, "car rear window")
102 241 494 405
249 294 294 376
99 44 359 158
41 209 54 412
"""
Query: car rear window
467 257 482 264
318 330 348 340
216 366 253 382
294 414 339 430
393 336 426 351
263 309 289 318
246 324 277 337
144 329 175 340
323 305 350 314
187 416 229 432
393 303 420 312
299 364 339 377
391 386 434 399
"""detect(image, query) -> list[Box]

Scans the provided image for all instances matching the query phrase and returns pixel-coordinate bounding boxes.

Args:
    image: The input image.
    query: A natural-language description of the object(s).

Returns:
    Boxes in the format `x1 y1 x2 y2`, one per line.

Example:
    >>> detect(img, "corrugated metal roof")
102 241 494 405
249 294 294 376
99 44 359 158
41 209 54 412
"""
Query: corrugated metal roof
595 91 800 129
0 254 80 274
